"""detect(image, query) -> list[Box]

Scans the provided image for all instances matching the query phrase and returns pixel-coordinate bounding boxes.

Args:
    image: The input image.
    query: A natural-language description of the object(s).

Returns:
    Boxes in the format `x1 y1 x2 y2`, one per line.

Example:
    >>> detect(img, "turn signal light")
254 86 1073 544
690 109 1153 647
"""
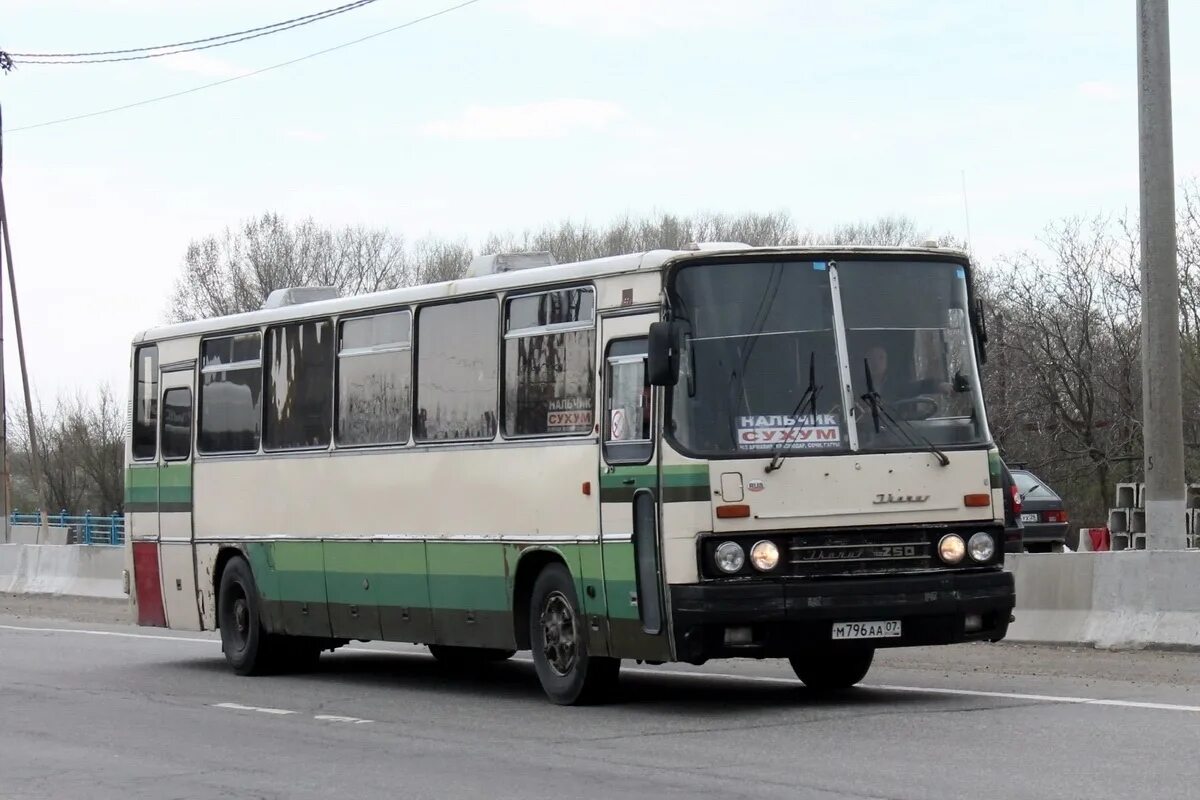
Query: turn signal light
964 493 991 507
716 504 751 519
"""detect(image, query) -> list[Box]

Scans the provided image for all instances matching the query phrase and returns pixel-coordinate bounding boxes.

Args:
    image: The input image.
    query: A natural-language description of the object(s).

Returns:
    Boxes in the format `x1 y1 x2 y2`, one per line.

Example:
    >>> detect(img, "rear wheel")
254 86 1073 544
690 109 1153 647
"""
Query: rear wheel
529 563 619 705
428 645 516 666
218 556 280 676
789 649 875 691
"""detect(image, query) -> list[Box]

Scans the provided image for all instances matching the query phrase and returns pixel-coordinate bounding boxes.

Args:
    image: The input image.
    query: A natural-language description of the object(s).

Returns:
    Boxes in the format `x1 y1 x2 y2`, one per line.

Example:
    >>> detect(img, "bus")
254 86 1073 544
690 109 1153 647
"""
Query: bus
124 243 1016 705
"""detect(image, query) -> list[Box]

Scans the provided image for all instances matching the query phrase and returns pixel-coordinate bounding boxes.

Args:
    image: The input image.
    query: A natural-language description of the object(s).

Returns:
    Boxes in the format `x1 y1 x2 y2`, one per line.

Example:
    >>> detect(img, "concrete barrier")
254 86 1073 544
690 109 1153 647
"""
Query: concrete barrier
7 525 71 546
1008 551 1200 649
0 544 126 600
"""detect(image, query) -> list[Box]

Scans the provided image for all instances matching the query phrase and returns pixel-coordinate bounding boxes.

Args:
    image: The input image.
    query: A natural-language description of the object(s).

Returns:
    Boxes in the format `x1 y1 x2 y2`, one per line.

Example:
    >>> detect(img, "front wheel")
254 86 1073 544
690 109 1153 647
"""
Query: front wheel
789 649 875 691
529 563 620 705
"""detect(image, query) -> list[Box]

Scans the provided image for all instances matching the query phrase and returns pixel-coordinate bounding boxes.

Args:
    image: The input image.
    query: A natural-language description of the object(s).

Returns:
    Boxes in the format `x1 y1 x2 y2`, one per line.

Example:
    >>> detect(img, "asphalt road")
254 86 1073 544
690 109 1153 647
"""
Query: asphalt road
2 596 1199 800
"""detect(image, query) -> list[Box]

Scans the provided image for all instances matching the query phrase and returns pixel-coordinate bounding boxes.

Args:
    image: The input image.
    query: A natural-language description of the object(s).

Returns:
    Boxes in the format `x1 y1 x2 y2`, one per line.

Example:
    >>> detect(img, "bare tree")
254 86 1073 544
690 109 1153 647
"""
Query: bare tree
478 211 932 263
826 215 924 246
980 218 1142 527
8 387 126 514
406 236 473 285
72 387 126 514
169 213 406 321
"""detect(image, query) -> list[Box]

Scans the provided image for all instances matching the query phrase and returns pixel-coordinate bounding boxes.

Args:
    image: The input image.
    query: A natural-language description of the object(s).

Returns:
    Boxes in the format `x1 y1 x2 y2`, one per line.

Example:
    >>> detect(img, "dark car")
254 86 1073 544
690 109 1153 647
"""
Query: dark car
1000 461 1025 553
1010 468 1071 551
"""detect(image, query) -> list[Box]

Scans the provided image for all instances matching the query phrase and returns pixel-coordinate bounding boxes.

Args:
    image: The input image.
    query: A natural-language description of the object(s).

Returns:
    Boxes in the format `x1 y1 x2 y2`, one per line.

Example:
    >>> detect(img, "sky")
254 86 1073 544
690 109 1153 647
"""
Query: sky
3 0 1200 403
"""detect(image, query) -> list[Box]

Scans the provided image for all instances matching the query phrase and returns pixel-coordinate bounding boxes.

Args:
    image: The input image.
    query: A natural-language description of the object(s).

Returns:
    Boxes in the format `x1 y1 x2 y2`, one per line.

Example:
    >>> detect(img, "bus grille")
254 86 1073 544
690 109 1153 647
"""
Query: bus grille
786 531 935 576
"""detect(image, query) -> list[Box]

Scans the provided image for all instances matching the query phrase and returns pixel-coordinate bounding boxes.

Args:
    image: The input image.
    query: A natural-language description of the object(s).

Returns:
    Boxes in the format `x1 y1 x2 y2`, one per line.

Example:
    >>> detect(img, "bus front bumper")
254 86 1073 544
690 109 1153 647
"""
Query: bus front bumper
669 569 1015 664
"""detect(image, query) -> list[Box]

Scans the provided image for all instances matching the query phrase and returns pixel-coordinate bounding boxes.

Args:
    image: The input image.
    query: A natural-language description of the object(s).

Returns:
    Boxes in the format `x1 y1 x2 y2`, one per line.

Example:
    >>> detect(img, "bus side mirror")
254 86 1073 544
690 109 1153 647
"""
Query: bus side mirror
648 321 682 386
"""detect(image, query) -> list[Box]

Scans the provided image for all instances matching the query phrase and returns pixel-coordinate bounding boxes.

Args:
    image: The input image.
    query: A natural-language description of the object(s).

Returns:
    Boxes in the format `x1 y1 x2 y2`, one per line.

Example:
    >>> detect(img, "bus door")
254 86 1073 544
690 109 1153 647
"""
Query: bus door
156 366 201 629
598 313 672 662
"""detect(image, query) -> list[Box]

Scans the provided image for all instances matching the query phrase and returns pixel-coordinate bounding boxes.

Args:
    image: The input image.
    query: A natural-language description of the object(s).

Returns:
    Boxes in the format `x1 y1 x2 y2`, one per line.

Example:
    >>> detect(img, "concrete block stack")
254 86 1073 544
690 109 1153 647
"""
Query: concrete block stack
1105 482 1200 550
1106 483 1142 551
1187 485 1200 549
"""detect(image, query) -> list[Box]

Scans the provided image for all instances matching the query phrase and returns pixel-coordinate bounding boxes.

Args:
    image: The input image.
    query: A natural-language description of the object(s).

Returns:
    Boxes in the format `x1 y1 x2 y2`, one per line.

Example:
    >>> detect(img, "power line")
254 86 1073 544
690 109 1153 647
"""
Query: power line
6 0 484 134
9 0 381 61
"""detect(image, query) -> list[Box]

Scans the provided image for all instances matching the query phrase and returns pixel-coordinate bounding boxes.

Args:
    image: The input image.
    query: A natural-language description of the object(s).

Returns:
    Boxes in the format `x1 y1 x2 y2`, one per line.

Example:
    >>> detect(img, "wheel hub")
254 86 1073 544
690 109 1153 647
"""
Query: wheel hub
234 598 249 636
540 591 578 676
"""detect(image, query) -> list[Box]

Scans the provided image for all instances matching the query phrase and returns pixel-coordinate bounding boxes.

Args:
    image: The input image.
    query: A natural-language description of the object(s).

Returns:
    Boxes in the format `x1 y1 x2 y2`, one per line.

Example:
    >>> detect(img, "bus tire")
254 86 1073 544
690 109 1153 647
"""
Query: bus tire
428 645 516 665
789 649 875 691
217 556 281 676
528 563 620 705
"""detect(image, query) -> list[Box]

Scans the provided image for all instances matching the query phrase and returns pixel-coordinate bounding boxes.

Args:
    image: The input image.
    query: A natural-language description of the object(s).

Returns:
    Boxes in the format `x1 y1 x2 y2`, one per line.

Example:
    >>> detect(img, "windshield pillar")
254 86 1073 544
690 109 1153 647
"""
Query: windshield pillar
828 264 860 451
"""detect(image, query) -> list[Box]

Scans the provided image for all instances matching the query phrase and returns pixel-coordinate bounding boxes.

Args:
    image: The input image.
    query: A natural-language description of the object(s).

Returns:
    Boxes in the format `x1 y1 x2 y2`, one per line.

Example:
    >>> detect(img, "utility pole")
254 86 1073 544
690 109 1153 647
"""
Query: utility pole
1137 0 1186 549
0 105 7 544
0 105 42 544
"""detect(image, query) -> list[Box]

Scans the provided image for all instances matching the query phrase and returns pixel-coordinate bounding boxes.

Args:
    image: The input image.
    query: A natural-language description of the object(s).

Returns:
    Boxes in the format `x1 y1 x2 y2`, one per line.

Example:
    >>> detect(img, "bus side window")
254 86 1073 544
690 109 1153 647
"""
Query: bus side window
415 297 499 442
132 345 159 460
604 338 652 464
198 332 263 454
264 319 334 451
161 388 193 461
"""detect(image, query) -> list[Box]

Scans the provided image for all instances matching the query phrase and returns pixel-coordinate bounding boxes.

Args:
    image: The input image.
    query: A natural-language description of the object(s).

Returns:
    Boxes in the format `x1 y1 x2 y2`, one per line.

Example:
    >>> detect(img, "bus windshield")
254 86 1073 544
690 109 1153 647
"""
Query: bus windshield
666 258 989 457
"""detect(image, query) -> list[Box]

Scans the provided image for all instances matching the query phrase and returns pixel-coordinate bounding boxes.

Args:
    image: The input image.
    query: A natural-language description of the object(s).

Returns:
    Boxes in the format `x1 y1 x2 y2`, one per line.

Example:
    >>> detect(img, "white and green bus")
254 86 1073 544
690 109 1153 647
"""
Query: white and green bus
125 244 1015 704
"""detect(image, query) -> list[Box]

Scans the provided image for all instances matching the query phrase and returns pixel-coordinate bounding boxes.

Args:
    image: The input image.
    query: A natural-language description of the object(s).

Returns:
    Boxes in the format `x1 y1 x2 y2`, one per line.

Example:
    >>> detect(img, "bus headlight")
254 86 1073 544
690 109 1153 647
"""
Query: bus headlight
938 534 966 564
968 532 996 562
749 540 780 571
714 541 745 573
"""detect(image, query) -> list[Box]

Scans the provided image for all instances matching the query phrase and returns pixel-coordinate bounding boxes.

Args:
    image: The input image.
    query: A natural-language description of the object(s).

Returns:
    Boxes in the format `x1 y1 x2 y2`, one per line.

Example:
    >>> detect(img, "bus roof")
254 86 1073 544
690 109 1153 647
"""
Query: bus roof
134 244 969 344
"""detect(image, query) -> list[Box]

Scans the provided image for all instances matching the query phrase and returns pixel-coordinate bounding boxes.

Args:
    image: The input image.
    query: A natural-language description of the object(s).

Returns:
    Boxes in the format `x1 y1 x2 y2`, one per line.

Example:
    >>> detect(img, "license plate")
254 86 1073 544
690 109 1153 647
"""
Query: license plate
1021 513 1039 522
832 620 901 640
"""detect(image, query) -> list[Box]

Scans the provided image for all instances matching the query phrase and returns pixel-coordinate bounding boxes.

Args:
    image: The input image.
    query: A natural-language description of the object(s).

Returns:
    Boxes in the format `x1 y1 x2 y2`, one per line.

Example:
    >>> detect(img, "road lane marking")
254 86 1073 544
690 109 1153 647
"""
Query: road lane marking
214 702 296 715
4 621 1199 714
609 665 1200 713
0 623 214 644
867 683 1200 713
314 714 372 724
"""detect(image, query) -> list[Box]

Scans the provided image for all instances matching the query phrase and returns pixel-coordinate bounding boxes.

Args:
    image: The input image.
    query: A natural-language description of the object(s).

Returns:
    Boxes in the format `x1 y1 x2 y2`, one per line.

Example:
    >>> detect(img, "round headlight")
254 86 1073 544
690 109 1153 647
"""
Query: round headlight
749 540 780 571
938 534 966 564
968 532 996 562
714 541 745 573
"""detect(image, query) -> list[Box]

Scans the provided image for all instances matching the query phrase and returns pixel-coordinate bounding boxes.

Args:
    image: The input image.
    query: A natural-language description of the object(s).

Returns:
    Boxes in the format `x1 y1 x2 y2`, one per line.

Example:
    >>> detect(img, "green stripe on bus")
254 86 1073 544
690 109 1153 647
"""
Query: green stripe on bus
124 467 156 506
125 488 157 504
240 539 648 621
159 464 192 488
160 486 192 504
270 541 324 571
124 465 193 510
600 464 709 503
599 464 708 489
601 541 641 620
426 541 507 577
125 466 159 488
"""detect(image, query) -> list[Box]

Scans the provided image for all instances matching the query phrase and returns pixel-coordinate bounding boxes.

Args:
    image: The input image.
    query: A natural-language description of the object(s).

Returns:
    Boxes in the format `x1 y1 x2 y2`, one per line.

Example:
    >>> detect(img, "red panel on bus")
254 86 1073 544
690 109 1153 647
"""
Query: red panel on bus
132 542 167 627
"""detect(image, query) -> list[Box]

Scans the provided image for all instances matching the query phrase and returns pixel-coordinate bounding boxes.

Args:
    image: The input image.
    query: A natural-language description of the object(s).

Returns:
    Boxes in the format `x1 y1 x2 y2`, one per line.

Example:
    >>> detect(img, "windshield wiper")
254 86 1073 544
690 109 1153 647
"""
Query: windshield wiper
860 359 950 467
765 352 820 473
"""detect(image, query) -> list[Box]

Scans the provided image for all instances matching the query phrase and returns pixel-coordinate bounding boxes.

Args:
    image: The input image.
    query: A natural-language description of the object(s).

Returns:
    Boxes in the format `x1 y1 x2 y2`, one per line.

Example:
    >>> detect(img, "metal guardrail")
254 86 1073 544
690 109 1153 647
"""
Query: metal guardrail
9 510 125 546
